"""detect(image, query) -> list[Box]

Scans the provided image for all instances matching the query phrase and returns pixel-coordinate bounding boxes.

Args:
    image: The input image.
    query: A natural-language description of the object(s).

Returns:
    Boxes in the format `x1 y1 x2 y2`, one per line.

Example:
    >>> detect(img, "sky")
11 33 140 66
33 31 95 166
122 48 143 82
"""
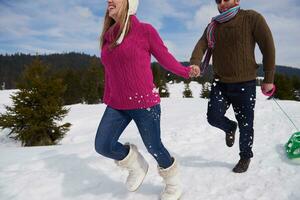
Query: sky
0 0 300 68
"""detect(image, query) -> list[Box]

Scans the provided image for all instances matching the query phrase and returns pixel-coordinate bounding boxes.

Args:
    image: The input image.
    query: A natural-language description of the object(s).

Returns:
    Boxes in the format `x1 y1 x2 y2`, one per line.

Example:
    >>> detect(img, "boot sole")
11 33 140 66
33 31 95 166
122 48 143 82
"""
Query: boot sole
232 169 248 173
159 193 182 200
129 164 149 192
232 167 249 173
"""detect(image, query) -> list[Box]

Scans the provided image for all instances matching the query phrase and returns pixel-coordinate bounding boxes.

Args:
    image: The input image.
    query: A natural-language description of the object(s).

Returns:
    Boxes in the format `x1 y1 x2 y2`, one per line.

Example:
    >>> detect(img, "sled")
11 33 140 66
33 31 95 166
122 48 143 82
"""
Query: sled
262 85 300 160
285 132 300 159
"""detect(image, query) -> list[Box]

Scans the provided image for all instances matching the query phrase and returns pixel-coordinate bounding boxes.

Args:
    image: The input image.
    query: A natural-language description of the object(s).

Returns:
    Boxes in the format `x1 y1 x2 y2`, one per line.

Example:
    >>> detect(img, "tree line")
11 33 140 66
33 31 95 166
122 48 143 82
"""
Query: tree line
0 52 300 102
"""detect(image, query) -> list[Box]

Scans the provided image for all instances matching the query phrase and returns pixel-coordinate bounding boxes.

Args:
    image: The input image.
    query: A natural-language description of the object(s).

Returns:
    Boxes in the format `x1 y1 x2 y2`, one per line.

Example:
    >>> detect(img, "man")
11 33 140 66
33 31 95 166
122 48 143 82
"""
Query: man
190 0 275 173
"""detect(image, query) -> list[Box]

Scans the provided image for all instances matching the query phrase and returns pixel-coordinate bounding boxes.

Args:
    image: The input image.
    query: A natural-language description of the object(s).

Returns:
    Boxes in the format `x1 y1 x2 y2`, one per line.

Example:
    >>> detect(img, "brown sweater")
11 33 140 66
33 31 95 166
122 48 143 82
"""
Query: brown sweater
190 9 275 83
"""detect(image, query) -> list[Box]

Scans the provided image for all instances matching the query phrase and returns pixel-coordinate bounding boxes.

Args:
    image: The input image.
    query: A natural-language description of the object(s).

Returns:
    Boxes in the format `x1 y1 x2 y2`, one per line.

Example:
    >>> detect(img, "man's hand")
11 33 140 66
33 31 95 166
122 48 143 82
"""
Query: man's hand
261 83 275 96
261 83 274 93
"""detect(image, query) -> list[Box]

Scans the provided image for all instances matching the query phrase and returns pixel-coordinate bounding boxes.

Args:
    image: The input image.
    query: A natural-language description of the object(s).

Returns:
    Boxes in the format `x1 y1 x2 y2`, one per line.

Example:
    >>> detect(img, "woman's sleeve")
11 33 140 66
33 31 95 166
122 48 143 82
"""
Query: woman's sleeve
146 24 191 79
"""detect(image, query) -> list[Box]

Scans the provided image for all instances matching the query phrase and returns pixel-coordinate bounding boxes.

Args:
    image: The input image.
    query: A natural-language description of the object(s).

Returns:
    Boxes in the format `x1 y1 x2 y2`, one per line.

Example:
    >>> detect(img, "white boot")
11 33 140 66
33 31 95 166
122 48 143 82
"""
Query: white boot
158 158 182 200
115 143 149 192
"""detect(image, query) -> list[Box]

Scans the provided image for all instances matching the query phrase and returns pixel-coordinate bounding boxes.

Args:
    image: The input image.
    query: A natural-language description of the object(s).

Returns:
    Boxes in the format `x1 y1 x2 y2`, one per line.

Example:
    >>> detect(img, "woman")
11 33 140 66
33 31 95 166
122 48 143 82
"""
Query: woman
95 0 200 199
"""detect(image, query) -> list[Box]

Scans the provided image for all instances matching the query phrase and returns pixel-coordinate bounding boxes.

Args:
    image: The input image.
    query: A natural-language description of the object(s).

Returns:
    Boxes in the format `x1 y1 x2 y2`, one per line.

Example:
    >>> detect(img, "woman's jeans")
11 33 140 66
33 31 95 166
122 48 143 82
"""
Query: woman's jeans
207 80 256 159
95 104 173 168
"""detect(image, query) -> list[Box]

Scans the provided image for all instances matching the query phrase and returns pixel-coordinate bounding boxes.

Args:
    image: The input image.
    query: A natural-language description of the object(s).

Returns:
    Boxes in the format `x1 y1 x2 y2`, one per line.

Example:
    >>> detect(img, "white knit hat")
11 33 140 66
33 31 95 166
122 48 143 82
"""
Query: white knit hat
116 0 139 44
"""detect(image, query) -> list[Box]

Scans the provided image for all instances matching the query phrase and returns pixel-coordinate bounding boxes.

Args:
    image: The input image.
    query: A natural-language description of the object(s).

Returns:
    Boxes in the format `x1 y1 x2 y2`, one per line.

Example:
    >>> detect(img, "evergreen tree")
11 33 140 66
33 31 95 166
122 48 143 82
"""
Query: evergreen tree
56 68 83 105
274 74 295 100
81 58 104 104
1 82 5 90
0 58 71 146
151 63 170 97
291 76 300 101
183 83 193 98
152 62 164 86
201 82 211 99
256 78 263 86
291 76 300 90
159 82 170 98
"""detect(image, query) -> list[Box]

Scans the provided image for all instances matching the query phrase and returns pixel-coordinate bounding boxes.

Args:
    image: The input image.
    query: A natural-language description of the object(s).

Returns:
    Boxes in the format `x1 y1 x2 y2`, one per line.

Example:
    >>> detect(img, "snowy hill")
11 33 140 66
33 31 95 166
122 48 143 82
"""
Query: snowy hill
0 84 300 200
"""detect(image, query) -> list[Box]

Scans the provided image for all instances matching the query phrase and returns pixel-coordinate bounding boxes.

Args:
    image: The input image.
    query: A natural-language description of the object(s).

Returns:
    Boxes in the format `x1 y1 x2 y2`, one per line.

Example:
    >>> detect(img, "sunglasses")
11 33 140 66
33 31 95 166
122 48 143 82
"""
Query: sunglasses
215 0 230 4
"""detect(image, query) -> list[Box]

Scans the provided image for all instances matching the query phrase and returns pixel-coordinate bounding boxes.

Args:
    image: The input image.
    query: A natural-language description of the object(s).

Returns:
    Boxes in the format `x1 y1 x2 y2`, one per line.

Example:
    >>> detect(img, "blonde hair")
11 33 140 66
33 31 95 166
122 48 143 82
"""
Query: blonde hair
100 0 130 49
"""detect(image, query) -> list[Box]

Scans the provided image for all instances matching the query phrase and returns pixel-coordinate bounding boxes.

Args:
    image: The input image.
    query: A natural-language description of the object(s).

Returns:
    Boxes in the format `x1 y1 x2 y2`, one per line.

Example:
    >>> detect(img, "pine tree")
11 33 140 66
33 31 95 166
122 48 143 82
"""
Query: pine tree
200 82 211 99
1 82 5 90
291 76 300 101
151 63 170 98
56 68 83 105
274 74 295 100
159 82 170 98
183 83 193 98
81 57 104 104
0 58 71 146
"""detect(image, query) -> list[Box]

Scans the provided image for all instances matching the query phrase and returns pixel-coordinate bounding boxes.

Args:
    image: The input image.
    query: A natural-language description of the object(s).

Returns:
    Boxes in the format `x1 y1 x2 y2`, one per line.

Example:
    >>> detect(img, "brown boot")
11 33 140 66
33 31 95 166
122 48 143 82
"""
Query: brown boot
232 158 250 173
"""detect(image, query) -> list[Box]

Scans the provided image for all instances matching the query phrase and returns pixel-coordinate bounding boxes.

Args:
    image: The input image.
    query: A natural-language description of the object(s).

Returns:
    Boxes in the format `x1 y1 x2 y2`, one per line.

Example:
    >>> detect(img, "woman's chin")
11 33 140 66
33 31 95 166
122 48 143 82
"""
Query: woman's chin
108 12 117 19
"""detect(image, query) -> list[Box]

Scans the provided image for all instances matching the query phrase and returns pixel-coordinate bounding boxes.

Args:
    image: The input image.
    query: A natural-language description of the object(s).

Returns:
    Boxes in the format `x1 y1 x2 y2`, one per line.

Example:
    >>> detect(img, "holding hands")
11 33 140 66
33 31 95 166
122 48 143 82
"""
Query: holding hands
189 65 201 78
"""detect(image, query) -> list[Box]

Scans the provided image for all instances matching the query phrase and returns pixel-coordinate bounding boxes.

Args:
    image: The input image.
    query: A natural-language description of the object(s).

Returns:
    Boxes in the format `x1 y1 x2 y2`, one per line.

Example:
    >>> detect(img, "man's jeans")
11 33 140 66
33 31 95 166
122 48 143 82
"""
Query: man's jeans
207 80 256 159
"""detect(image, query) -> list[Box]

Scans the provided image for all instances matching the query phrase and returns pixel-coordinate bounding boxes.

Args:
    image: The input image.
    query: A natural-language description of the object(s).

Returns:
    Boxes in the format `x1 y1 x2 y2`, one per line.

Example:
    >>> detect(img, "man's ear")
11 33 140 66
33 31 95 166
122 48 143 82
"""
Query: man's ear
235 0 240 5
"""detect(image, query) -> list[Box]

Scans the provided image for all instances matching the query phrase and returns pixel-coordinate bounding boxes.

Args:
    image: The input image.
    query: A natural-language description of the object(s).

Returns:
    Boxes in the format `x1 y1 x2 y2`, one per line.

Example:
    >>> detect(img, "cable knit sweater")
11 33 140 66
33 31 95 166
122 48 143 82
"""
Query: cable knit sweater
190 10 275 83
101 15 191 110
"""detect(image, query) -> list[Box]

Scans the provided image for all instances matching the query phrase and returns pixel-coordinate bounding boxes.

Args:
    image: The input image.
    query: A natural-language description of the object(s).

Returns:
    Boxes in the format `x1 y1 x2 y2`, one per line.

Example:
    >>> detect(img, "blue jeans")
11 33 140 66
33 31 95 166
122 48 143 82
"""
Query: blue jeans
207 80 256 159
94 104 173 168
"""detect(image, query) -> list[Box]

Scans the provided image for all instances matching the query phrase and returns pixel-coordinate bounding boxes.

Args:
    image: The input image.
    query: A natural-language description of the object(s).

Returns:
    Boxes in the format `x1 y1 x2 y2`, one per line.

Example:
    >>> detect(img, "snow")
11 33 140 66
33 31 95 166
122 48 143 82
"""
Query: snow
1 84 300 200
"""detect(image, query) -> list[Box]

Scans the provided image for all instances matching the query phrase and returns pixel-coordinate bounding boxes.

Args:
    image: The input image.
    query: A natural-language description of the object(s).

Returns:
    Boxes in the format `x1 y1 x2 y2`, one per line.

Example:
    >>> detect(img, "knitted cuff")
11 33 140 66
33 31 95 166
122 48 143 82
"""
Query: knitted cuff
263 70 275 83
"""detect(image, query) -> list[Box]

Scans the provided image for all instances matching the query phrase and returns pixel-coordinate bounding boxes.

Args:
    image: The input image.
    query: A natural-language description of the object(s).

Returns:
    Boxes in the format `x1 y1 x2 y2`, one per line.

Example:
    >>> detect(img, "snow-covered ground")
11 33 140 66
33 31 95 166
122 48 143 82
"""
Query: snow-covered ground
0 83 300 200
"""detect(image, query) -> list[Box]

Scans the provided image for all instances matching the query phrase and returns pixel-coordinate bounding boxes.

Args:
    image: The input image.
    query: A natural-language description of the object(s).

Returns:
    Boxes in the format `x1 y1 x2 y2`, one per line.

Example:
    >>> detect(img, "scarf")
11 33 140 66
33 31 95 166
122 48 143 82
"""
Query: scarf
201 5 240 76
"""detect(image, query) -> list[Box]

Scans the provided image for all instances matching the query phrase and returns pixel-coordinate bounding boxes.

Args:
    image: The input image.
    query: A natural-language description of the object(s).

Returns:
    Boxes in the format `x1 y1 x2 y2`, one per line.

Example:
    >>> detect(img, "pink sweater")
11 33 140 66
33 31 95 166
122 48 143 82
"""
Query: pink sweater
101 15 191 110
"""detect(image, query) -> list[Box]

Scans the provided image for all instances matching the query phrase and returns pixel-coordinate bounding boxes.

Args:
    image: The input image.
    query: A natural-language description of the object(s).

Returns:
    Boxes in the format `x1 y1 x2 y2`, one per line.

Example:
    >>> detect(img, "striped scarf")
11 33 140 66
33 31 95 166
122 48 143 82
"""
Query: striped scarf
201 6 240 76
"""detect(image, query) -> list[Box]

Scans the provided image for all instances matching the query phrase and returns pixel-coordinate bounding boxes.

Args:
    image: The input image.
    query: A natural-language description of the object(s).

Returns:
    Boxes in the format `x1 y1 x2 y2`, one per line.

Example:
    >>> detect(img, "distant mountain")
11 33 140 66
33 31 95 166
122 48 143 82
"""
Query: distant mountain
181 62 300 80
257 64 300 77
0 53 101 89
